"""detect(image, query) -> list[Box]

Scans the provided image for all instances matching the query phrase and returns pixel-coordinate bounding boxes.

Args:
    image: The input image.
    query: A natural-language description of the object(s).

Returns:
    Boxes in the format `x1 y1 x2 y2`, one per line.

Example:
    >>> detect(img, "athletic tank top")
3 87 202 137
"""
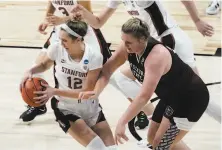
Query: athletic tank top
107 0 178 38
47 43 103 104
128 37 194 100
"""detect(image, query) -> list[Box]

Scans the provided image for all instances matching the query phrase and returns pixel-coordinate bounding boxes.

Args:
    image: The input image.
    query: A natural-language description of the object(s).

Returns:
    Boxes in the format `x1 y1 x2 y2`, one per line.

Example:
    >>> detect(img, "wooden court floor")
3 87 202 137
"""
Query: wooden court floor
0 1 221 54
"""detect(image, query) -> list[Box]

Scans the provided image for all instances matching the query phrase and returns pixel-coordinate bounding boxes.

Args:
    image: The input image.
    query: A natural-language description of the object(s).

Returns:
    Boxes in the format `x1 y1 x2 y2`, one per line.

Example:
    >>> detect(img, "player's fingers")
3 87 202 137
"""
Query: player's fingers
33 91 45 95
36 98 48 104
122 134 129 142
34 94 47 101
41 82 49 88
47 13 53 16
19 85 22 92
114 135 118 145
206 24 214 31
78 92 83 100
204 31 213 37
117 136 123 144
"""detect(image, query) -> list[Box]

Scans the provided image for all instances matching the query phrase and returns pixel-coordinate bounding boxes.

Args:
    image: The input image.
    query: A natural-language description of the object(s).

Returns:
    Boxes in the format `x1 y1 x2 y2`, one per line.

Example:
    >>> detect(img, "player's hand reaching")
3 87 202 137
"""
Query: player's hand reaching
20 70 32 92
38 21 48 35
78 91 97 100
46 14 67 26
33 82 54 105
115 121 129 145
195 19 214 37
71 4 86 21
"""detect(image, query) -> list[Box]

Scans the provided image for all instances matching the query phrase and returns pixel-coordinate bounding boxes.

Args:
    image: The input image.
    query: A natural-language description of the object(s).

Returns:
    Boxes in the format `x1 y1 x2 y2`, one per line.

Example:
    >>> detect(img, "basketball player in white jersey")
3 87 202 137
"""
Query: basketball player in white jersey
20 21 118 150
19 0 113 122
71 0 220 125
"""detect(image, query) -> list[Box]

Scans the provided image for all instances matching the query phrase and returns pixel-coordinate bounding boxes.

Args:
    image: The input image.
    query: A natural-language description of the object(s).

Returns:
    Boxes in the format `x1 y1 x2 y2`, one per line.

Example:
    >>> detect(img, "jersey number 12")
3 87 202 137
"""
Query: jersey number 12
67 77 82 89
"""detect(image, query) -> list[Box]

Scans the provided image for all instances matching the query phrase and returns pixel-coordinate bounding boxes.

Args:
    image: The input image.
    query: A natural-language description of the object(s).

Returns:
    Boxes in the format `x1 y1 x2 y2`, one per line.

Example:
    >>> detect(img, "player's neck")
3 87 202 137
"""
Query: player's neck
69 43 85 61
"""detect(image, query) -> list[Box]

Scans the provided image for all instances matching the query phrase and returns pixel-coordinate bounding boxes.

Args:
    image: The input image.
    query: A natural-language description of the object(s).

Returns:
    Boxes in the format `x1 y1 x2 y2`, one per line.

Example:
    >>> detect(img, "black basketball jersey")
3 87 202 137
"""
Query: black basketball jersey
128 37 194 100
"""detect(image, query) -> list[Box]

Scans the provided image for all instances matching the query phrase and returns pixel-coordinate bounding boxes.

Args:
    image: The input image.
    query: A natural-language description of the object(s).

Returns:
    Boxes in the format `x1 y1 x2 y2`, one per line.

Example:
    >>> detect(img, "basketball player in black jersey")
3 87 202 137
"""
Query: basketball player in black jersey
79 18 209 149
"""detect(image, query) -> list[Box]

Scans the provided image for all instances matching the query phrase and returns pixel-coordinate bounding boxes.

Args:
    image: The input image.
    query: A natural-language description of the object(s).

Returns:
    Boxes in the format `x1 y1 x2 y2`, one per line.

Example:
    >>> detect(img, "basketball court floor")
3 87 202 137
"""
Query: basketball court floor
0 1 221 150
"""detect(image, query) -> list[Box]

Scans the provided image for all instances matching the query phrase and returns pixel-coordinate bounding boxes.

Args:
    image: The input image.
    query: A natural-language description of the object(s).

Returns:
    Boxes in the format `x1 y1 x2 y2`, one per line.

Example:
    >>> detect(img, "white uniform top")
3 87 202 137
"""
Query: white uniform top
47 42 103 118
51 0 101 52
107 0 178 39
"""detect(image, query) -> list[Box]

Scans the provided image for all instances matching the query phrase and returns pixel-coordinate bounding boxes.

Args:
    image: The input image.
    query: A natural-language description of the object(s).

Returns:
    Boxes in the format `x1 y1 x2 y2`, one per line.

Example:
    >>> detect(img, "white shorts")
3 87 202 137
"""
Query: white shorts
51 97 104 132
56 96 102 122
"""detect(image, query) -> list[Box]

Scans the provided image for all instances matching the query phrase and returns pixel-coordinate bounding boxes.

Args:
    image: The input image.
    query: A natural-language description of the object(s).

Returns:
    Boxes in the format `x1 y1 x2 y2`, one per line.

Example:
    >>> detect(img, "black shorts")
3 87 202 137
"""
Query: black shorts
152 78 209 131
51 97 106 133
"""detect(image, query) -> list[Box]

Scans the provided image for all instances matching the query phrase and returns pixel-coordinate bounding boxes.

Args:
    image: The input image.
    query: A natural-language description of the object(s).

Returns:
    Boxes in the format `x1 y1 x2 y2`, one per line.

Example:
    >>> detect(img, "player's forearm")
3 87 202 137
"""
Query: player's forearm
181 0 200 23
81 9 104 29
94 70 111 96
119 95 150 125
60 16 72 24
53 89 79 99
30 63 49 74
45 1 56 18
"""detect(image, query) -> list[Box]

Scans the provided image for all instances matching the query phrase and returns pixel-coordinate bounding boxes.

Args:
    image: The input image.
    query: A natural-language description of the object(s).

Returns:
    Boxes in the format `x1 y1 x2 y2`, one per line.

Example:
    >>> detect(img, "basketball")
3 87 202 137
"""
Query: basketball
21 77 48 107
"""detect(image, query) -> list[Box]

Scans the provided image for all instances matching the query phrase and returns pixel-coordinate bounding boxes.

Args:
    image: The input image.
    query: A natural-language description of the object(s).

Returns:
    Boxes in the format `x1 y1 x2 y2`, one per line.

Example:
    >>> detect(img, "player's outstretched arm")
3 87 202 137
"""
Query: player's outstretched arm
181 0 214 37
38 0 56 34
71 4 116 29
79 42 128 100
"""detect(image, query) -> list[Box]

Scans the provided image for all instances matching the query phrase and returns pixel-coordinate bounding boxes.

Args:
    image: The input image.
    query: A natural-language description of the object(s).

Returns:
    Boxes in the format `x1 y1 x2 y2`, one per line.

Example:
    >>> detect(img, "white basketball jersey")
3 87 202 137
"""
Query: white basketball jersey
107 0 178 38
47 42 103 114
51 0 101 52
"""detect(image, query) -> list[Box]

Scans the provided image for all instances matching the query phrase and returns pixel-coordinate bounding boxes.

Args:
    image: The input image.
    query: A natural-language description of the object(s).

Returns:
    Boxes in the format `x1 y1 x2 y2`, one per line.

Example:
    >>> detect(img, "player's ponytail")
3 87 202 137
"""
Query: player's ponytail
121 18 150 40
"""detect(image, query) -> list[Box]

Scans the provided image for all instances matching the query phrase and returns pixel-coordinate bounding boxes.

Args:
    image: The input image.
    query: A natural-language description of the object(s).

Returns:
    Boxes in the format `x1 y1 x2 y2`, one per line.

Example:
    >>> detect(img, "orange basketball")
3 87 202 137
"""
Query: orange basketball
21 77 48 107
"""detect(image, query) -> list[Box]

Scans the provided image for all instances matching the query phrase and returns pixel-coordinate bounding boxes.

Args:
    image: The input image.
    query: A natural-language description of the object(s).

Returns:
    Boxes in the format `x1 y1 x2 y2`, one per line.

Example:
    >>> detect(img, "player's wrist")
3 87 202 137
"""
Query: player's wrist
193 17 200 24
53 88 59 96
63 16 71 23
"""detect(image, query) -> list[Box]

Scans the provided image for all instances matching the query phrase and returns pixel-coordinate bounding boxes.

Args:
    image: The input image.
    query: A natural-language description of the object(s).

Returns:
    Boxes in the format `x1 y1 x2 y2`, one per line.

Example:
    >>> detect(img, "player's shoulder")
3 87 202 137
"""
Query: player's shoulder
49 42 61 50
85 44 103 58
135 1 155 8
